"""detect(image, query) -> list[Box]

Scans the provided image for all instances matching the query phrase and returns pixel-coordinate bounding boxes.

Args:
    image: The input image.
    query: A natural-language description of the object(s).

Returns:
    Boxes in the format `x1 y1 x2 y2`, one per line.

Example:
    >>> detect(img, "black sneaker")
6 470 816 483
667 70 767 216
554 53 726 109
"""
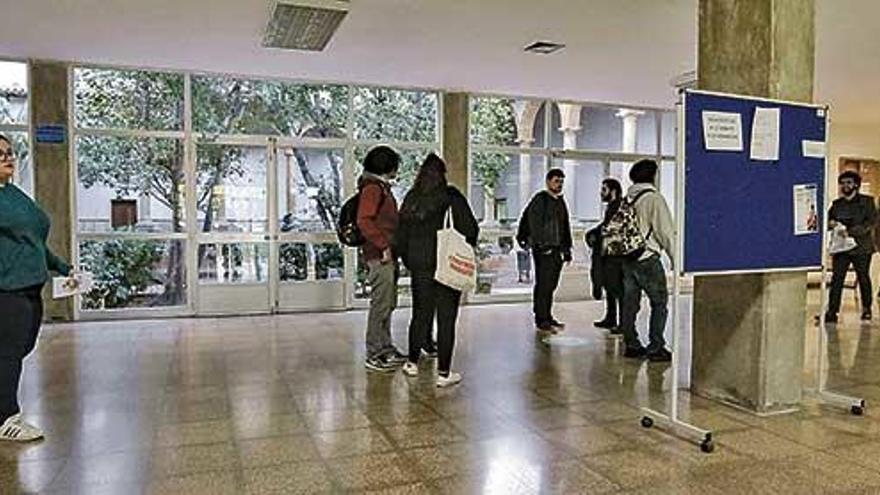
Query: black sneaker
824 313 839 324
594 319 616 329
365 355 397 373
550 319 566 331
623 346 647 359
386 349 407 366
422 341 438 358
862 311 873 321
647 348 673 362
536 322 556 334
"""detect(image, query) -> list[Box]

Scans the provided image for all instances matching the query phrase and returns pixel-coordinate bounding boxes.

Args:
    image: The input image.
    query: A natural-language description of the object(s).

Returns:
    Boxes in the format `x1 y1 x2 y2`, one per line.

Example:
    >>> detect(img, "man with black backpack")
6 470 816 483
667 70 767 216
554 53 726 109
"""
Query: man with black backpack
615 159 675 361
352 146 407 372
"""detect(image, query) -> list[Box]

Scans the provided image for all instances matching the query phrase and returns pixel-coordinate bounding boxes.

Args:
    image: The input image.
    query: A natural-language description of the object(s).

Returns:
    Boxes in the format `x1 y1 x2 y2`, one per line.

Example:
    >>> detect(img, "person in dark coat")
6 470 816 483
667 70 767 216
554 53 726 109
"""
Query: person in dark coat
516 168 573 333
396 153 479 388
585 178 624 333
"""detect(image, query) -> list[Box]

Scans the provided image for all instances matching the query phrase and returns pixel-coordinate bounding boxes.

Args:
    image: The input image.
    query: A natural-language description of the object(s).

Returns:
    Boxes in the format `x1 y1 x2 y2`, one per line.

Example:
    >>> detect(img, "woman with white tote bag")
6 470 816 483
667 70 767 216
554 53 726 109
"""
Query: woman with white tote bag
396 153 479 387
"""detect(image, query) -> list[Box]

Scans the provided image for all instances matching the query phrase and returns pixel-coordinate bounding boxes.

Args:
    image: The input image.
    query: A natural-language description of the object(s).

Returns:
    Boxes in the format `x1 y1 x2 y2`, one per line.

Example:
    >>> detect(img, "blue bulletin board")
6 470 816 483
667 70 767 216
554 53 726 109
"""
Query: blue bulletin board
683 90 827 274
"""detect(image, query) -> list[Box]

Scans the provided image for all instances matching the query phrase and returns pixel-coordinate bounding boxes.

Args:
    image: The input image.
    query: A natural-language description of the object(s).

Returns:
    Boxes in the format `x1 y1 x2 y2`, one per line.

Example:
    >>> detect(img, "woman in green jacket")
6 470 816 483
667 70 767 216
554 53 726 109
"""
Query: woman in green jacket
0 134 71 442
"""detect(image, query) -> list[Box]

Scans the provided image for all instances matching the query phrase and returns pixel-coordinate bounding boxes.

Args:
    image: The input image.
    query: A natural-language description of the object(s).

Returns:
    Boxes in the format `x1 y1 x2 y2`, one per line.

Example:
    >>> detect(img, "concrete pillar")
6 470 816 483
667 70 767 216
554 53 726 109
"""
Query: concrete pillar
513 101 543 212
691 0 814 413
30 60 74 321
556 103 582 210
442 92 469 193
617 108 644 154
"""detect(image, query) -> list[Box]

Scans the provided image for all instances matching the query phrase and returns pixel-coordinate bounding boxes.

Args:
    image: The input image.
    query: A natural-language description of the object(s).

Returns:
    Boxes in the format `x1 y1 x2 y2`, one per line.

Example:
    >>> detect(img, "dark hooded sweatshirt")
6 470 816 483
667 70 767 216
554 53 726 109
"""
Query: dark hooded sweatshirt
395 186 479 277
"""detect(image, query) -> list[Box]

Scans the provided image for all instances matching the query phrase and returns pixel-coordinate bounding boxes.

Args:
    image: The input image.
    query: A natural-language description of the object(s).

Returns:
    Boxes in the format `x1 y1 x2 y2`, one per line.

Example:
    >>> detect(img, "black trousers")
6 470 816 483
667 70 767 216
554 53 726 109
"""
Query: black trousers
828 251 873 315
602 257 624 324
408 274 462 373
533 249 564 326
0 285 43 422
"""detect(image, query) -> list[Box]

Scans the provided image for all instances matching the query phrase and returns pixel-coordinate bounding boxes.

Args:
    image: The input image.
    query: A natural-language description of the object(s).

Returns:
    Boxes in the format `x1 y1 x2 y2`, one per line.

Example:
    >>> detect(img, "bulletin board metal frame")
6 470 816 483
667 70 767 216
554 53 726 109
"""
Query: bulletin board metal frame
681 89 828 276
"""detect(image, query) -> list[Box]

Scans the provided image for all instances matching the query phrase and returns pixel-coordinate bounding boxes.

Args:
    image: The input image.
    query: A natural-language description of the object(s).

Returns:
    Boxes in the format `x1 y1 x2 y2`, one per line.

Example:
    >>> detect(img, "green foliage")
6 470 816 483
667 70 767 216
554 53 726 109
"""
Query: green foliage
79 240 166 309
352 88 437 142
279 243 307 281
470 98 519 195
74 69 438 307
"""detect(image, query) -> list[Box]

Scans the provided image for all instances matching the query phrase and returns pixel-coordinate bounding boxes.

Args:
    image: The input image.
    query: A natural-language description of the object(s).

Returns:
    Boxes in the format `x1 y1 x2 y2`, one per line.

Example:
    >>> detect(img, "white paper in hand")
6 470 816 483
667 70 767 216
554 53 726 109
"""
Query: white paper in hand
828 226 857 255
52 272 94 299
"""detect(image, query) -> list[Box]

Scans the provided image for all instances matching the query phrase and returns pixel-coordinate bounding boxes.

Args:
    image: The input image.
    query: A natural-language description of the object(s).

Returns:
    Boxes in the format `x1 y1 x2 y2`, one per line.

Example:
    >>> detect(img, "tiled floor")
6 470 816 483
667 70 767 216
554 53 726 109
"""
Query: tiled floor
3 294 880 494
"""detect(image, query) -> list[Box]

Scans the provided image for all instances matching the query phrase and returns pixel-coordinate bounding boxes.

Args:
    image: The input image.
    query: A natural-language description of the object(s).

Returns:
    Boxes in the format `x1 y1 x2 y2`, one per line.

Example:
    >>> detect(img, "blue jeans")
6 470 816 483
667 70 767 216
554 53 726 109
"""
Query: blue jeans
620 255 668 352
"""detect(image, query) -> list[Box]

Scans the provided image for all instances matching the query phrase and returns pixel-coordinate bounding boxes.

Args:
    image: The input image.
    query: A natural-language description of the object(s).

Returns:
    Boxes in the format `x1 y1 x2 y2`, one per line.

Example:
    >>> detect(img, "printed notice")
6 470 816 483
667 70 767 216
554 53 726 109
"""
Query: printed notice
793 184 819 236
52 272 94 299
702 111 743 151
802 140 826 159
750 107 780 161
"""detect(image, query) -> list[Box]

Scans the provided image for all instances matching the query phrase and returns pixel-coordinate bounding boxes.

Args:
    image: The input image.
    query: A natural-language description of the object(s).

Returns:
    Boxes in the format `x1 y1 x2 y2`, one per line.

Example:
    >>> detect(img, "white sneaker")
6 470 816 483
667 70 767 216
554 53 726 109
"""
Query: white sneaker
402 361 419 377
436 372 463 388
0 414 44 442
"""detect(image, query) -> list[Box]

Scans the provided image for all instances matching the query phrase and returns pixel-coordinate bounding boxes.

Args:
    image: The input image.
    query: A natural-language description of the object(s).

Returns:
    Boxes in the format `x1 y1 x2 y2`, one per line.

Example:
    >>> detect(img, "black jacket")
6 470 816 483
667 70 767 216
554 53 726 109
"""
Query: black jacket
396 186 479 276
516 191 572 254
829 194 877 255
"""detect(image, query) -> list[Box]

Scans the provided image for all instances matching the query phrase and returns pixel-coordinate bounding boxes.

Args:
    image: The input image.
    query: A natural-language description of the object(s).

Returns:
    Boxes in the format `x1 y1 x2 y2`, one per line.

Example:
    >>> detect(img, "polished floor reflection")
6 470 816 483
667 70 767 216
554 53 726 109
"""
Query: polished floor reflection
3 293 880 494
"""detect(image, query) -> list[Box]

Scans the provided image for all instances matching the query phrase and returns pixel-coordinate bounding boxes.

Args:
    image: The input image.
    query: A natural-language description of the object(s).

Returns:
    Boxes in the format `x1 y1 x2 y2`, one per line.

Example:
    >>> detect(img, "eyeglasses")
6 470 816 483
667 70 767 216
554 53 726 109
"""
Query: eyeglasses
0 150 16 161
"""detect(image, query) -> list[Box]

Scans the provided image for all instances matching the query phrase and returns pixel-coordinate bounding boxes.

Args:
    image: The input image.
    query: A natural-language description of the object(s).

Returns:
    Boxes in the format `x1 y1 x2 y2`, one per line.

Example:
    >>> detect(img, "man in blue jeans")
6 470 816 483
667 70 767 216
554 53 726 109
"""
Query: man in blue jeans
619 160 675 362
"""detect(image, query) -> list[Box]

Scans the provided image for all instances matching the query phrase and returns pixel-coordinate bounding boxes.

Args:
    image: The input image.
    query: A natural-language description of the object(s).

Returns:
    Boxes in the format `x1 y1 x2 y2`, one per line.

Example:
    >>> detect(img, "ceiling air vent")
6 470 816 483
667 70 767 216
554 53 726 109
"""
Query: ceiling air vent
262 0 350 52
523 41 566 55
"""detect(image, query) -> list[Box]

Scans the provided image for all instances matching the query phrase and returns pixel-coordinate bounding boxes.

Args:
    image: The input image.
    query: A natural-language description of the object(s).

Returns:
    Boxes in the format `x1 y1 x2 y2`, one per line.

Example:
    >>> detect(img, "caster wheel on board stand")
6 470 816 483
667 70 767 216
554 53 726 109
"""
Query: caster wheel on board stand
640 416 654 428
852 404 865 416
700 439 715 454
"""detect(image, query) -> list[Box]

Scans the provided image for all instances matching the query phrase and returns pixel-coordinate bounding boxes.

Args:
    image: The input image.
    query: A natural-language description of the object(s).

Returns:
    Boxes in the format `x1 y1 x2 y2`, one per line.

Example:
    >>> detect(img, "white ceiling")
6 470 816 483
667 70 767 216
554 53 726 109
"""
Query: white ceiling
0 0 876 126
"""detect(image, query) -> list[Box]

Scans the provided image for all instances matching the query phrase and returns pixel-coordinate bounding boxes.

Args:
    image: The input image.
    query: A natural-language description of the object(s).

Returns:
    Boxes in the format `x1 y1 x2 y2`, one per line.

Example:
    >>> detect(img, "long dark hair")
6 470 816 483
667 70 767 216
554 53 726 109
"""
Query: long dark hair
400 153 449 219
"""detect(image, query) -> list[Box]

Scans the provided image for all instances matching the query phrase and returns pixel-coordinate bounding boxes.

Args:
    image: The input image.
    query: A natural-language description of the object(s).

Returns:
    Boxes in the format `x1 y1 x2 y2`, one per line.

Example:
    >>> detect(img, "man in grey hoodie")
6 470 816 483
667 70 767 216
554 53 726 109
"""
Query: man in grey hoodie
619 159 675 362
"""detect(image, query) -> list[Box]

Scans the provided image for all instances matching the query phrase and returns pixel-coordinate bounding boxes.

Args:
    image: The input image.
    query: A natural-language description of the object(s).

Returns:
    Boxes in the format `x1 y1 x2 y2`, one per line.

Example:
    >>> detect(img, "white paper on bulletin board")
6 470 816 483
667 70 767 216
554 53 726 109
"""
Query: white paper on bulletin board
793 184 819 236
702 111 743 151
750 107 780 161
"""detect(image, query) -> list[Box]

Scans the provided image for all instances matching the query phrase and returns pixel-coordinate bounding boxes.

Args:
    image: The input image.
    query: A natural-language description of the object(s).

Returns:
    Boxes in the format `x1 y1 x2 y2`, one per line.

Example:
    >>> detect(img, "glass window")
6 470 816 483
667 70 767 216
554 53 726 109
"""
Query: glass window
475 233 530 296
314 243 344 281
192 76 348 137
74 67 184 130
470 97 545 148
551 106 658 154
279 242 308 282
198 242 269 284
661 111 676 156
470 152 547 225
352 87 438 142
79 239 187 310
551 158 604 226
277 148 343 233
196 144 268 233
0 61 28 125
6 132 32 196
661 160 676 218
76 135 186 234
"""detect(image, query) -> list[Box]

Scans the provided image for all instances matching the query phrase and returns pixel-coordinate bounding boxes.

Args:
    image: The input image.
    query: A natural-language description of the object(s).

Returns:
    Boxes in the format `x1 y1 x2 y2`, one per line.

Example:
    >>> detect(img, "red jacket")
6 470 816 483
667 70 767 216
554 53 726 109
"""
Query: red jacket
356 175 398 262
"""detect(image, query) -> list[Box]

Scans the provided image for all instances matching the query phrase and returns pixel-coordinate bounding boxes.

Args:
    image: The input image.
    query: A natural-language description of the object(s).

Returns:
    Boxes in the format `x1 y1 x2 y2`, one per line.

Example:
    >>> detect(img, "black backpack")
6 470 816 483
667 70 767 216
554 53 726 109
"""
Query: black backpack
336 187 386 247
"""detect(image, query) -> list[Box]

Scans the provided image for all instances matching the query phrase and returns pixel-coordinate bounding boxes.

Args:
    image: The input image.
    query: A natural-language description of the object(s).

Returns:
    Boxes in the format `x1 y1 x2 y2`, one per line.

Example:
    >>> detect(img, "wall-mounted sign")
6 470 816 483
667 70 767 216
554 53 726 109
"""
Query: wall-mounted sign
35 124 66 144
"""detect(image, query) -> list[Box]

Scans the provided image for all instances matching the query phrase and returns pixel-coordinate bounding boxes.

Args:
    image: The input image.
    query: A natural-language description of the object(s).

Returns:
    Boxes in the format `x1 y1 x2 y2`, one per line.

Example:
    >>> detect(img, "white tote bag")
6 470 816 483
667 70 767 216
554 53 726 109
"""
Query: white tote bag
434 207 477 292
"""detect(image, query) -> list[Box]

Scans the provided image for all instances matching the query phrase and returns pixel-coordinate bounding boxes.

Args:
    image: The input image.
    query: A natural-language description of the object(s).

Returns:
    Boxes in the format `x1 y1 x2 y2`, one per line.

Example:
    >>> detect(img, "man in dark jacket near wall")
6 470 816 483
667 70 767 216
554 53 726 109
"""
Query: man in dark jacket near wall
517 168 573 333
826 171 877 323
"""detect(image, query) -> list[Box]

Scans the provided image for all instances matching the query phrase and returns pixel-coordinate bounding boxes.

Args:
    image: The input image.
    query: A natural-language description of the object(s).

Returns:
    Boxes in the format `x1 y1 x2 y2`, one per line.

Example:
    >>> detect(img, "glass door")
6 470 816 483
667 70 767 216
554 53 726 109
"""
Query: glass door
195 140 273 315
273 144 347 312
